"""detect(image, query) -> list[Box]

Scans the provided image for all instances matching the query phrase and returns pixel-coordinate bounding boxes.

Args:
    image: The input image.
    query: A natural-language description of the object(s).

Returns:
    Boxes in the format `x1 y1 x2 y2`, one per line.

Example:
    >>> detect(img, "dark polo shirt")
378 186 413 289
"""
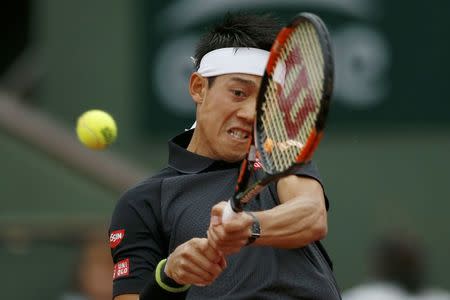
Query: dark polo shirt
109 130 341 299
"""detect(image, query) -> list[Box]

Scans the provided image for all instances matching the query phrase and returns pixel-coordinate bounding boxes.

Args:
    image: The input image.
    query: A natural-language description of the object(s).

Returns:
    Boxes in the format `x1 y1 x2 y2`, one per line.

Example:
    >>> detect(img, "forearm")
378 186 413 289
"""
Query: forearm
253 194 327 248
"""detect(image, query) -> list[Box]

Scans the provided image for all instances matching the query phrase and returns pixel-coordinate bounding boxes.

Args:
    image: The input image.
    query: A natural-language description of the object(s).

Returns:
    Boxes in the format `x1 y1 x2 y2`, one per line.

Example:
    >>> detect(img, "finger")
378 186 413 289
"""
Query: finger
186 248 224 278
203 236 224 262
208 232 236 260
207 229 246 257
210 201 228 226
174 240 223 280
219 255 227 270
207 228 223 252
211 224 251 243
177 255 220 284
222 213 253 232
208 235 246 255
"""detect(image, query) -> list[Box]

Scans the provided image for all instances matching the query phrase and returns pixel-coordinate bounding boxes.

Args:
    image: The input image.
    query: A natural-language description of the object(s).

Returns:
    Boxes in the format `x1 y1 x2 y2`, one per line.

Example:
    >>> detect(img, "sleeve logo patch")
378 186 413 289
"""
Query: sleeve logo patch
113 258 129 279
109 229 125 249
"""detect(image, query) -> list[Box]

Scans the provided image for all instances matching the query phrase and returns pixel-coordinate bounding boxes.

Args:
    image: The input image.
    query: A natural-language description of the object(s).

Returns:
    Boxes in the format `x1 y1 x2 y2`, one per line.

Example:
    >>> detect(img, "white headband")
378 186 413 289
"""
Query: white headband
197 47 270 77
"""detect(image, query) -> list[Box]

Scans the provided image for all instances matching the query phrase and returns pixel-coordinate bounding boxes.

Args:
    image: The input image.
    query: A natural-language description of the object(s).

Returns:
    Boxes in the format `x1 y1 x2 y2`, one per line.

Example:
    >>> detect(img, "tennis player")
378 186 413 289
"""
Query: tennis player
109 13 341 300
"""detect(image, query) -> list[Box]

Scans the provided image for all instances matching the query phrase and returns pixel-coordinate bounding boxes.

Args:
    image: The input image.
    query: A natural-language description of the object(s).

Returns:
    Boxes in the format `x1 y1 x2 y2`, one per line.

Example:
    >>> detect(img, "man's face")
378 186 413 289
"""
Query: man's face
191 73 261 162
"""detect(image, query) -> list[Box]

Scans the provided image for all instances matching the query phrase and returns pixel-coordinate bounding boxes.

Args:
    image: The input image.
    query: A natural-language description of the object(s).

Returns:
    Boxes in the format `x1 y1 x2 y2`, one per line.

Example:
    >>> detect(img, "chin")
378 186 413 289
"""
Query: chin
222 151 246 163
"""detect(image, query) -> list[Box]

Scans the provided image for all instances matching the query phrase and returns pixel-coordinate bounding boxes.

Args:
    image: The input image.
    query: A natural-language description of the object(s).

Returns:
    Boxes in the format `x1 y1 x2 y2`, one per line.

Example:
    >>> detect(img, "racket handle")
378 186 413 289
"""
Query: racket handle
222 200 237 223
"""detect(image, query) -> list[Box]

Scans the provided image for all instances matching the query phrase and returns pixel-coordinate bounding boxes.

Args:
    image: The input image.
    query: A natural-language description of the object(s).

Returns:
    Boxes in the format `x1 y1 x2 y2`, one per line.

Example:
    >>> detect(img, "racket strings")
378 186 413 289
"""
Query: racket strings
262 41 300 171
260 22 325 173
263 82 289 171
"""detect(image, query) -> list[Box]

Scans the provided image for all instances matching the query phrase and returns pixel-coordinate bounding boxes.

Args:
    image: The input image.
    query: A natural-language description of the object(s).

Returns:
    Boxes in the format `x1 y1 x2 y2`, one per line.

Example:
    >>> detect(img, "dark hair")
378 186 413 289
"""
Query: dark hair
194 12 281 86
372 234 426 294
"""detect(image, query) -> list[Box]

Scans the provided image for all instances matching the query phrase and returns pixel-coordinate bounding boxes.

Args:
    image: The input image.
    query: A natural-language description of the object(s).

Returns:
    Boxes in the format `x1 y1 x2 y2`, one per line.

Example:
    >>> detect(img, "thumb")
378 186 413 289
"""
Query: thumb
210 201 227 226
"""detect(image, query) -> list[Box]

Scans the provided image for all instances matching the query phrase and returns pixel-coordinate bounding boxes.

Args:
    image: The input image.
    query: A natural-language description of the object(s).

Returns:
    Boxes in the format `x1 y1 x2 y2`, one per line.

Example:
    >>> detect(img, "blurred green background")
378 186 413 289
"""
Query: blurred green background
1 1 449 299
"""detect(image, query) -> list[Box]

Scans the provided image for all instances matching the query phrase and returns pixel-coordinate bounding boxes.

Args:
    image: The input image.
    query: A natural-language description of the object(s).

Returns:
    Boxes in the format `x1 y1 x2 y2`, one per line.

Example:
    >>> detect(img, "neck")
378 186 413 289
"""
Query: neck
187 129 201 154
187 128 221 160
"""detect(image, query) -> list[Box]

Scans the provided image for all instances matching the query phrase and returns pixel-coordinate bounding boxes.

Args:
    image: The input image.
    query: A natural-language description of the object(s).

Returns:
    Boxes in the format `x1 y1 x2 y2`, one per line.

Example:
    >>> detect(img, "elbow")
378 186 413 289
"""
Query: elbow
289 214 327 248
291 209 328 248
314 219 328 241
312 210 328 241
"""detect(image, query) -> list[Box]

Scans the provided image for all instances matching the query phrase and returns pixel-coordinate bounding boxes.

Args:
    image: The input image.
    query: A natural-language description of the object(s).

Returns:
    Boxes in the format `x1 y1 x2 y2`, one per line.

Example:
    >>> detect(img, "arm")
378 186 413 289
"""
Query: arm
110 183 224 300
113 239 225 300
115 295 139 300
207 175 327 253
138 238 226 300
254 175 327 248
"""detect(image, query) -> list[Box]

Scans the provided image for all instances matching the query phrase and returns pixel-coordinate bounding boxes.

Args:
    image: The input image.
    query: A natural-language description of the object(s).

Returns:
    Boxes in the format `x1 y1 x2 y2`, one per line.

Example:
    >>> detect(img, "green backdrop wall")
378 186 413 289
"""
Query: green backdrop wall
0 1 449 299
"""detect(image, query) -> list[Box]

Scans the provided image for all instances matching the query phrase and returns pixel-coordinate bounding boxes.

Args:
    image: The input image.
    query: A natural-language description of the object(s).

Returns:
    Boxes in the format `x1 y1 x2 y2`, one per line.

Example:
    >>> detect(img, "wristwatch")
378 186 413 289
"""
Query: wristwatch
244 211 261 245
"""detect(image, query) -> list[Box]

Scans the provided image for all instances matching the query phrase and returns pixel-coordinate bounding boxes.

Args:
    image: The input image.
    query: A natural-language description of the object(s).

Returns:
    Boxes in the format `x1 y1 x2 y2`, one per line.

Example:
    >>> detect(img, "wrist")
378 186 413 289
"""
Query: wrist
244 211 261 245
155 259 191 293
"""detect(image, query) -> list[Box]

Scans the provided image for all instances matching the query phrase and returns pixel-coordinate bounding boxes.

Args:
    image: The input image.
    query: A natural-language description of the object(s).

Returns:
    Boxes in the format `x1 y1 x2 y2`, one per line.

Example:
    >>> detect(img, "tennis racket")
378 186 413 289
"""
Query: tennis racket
222 12 334 221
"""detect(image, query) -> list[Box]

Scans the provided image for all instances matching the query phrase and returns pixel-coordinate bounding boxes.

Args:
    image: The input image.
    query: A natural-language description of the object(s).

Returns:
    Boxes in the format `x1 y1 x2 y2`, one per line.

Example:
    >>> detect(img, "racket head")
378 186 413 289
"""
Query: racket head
255 12 334 175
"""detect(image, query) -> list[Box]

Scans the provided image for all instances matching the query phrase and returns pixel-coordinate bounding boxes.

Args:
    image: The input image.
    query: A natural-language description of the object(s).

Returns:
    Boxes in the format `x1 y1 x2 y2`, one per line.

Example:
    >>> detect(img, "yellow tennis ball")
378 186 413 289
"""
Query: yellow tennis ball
76 110 117 150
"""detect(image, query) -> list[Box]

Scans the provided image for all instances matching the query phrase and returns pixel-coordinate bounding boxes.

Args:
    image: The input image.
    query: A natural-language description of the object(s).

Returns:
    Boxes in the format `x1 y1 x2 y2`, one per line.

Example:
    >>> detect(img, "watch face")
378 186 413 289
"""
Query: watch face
245 211 260 244
251 224 258 235
251 218 261 238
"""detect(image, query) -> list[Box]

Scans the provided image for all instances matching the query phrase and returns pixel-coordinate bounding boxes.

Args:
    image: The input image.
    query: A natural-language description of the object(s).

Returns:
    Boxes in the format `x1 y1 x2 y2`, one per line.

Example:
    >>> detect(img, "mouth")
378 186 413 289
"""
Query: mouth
227 128 250 141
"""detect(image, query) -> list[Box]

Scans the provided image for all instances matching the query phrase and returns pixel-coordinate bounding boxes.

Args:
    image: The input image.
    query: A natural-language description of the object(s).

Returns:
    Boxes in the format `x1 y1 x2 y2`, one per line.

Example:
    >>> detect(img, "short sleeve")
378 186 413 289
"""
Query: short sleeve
109 179 167 298
292 161 329 210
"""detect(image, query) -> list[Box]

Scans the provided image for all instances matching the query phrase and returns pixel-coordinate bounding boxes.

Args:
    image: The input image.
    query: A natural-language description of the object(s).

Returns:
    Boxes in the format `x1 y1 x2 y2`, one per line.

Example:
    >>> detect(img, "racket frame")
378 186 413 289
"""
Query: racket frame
229 12 334 214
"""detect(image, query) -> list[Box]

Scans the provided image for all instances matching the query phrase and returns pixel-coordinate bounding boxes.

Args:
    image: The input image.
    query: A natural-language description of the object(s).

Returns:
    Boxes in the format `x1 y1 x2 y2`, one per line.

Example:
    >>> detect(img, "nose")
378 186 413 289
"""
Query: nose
237 97 256 124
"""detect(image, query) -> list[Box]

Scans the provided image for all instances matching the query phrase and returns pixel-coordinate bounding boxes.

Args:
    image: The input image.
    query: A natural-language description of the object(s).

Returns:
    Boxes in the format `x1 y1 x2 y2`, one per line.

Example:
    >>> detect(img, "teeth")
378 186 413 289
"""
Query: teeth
229 129 248 139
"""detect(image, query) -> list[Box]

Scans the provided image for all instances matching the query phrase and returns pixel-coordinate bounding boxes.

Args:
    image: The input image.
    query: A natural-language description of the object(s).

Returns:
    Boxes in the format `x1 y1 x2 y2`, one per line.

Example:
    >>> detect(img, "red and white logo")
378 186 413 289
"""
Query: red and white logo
253 158 263 170
113 258 129 279
109 229 125 249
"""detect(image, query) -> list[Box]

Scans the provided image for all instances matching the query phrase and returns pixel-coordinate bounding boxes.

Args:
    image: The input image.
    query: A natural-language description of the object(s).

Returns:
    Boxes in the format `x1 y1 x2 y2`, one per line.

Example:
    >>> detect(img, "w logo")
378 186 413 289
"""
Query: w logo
276 46 317 139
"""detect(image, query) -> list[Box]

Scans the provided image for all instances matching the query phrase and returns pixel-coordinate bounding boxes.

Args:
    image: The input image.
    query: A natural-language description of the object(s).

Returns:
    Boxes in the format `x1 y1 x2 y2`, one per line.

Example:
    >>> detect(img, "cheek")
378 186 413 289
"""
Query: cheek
201 90 238 128
204 99 232 121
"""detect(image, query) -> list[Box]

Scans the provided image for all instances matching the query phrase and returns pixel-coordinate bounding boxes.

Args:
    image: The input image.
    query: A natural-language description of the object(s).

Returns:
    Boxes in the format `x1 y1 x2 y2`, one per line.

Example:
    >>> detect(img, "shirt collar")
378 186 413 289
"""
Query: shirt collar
168 130 241 174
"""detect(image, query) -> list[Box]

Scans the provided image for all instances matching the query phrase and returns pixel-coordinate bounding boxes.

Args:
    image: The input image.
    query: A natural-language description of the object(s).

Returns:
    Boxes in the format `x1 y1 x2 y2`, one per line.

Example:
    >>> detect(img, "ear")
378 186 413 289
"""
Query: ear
189 72 207 104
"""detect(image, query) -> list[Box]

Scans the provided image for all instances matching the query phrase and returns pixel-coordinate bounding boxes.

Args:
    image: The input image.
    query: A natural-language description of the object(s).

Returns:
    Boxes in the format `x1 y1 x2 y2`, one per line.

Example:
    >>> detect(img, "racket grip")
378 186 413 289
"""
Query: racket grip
222 200 237 223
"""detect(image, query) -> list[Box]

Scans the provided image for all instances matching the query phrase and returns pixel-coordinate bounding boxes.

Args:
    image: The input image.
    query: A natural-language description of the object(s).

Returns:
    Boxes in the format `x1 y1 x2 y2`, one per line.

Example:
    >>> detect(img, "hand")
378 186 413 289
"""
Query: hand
165 238 226 286
207 201 254 255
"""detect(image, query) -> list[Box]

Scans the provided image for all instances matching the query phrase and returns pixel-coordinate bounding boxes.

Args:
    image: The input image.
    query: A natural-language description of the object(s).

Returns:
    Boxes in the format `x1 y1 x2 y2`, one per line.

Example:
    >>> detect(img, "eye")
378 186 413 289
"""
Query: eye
231 89 246 98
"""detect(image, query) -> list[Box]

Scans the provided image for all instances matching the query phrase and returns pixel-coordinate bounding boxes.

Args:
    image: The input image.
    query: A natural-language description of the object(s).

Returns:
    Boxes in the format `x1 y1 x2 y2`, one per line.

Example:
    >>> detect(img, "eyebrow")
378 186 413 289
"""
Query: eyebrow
229 76 258 87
